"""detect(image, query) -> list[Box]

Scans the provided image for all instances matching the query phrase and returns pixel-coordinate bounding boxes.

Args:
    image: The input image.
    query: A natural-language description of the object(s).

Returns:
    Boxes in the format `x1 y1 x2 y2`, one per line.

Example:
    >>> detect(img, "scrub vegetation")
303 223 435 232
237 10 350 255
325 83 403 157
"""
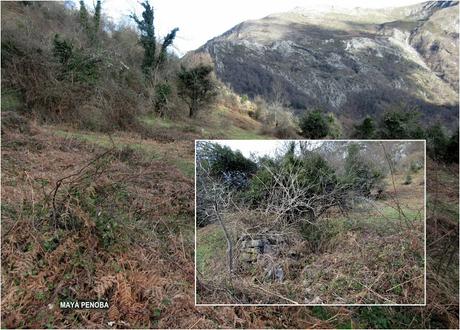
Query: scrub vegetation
196 141 425 305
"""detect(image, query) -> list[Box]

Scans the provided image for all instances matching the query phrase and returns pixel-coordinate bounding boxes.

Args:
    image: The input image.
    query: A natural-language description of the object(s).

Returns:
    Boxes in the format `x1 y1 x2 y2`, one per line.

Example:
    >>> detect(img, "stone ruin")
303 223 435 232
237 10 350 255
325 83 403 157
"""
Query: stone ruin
238 234 287 282
239 234 285 262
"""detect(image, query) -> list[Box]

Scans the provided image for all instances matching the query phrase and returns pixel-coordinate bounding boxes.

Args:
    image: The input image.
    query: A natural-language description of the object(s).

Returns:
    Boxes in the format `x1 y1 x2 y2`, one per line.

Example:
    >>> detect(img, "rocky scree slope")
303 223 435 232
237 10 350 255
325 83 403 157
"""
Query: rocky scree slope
196 1 459 125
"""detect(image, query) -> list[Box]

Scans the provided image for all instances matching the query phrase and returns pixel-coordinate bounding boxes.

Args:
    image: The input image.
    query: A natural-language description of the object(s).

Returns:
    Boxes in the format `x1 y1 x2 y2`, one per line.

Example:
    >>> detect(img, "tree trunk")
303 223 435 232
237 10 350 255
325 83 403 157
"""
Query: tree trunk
213 202 233 275
189 100 198 118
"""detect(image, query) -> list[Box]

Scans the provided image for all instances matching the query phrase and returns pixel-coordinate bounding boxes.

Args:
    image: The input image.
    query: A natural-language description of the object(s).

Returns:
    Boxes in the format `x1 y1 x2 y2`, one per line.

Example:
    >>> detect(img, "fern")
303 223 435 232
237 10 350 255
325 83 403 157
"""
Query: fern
95 275 116 298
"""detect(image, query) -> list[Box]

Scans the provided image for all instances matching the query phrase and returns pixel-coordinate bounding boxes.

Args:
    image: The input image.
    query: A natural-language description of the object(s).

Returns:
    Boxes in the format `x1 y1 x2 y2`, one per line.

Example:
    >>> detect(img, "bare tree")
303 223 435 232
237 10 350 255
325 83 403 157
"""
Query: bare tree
256 161 349 225
196 159 235 275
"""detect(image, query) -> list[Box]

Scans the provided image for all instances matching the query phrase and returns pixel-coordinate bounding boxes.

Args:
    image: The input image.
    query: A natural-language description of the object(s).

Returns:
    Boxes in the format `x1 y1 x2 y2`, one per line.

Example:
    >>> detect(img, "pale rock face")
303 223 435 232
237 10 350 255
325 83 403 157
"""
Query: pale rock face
193 1 459 126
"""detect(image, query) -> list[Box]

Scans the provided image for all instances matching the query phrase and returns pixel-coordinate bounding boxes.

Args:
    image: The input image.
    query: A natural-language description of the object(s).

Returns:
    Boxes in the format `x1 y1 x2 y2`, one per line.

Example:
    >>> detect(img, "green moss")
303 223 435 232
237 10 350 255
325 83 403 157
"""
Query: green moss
1 89 22 112
196 227 227 275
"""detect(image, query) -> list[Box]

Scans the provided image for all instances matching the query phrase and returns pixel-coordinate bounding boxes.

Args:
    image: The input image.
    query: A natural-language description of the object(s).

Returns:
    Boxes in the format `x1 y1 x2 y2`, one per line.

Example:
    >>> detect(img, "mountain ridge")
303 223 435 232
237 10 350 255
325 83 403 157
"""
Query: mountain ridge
194 1 459 127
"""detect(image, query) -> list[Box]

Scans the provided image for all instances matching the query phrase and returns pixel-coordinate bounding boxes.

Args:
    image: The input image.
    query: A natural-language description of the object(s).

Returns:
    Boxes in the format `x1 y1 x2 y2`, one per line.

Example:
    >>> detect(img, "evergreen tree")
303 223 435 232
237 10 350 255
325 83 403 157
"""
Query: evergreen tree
131 1 178 78
343 143 383 196
79 0 102 45
158 27 179 66
53 34 100 84
92 0 102 43
79 1 90 34
131 1 155 76
53 34 73 64
426 123 448 161
93 0 101 31
299 109 329 139
426 123 460 163
246 146 338 219
352 117 375 139
197 142 257 189
177 64 216 117
446 130 459 163
378 105 424 139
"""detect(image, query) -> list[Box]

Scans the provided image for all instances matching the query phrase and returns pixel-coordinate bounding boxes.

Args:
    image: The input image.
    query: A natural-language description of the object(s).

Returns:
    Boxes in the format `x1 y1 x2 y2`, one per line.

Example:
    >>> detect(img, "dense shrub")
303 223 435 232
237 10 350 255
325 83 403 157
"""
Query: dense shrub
154 82 172 116
410 160 423 173
378 105 424 139
246 144 339 219
342 143 384 197
53 34 101 84
404 173 412 185
242 142 388 218
196 142 257 189
352 116 376 139
299 109 329 138
177 64 216 118
426 123 459 163
326 113 343 138
1 2 146 130
446 130 459 163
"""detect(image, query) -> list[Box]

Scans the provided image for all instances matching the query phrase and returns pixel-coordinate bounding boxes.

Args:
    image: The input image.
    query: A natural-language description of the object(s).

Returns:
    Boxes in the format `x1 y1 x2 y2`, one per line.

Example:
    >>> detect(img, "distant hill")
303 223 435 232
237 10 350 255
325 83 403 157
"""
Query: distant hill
195 1 459 127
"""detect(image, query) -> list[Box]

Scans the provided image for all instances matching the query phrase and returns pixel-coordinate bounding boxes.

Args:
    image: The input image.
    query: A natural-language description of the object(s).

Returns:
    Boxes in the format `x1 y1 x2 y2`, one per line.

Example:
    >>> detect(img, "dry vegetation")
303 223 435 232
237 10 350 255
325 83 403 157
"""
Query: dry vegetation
197 141 425 305
1 122 196 328
2 122 458 328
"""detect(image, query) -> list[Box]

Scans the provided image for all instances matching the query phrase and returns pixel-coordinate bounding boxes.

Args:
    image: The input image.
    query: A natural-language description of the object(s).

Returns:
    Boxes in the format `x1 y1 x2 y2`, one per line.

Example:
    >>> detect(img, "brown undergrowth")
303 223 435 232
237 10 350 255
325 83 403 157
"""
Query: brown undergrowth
1 122 197 328
197 160 459 327
1 119 459 328
197 201 425 305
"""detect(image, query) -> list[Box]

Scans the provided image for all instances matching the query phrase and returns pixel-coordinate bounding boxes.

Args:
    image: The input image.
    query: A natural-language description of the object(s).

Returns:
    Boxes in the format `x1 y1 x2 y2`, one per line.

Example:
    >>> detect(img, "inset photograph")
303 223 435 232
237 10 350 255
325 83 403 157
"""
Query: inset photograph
196 140 425 305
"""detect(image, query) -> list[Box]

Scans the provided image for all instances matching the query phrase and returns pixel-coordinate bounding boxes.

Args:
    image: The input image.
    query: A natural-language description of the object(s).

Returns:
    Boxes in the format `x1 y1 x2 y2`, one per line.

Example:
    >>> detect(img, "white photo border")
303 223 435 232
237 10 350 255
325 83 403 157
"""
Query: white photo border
194 139 427 307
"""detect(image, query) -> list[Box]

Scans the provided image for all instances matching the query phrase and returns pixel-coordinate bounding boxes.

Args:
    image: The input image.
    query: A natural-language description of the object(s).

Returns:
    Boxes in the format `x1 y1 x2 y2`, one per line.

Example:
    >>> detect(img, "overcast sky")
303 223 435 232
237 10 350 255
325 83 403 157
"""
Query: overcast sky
212 140 325 158
85 0 426 55
214 140 283 158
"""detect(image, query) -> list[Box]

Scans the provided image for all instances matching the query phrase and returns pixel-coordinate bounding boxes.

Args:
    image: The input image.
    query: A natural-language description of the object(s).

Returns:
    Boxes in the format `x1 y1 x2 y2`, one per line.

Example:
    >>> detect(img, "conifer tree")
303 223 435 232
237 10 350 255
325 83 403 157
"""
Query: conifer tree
131 1 178 78
93 0 102 33
79 0 90 33
299 109 329 139
79 0 102 45
92 0 102 44
158 27 179 66
352 116 376 139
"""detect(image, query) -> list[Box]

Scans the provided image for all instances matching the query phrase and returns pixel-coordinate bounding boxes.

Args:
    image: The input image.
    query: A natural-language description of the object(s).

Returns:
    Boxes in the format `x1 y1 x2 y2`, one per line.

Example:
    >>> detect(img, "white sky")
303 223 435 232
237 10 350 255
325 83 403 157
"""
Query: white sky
216 140 282 158
215 140 325 158
83 0 426 55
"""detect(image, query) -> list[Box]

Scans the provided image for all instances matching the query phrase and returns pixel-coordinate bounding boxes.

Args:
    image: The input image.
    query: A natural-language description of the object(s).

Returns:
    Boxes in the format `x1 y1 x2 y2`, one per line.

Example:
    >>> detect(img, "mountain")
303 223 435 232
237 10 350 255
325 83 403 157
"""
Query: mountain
196 1 459 126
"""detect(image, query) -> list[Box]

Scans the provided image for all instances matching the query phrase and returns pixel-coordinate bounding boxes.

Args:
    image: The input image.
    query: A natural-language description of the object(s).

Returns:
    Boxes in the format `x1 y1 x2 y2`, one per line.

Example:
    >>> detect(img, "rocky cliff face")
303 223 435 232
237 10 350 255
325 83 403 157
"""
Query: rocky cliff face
196 1 459 125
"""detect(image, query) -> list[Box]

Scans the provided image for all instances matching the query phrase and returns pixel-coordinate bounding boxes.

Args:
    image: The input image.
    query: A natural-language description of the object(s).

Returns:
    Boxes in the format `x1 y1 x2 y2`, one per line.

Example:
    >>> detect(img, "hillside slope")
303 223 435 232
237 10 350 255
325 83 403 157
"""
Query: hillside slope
197 1 459 125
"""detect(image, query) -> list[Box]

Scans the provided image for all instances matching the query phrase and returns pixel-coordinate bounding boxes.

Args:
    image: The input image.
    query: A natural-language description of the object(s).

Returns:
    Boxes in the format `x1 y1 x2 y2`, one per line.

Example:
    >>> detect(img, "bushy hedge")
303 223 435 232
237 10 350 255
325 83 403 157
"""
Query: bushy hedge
342 143 385 196
352 106 458 164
